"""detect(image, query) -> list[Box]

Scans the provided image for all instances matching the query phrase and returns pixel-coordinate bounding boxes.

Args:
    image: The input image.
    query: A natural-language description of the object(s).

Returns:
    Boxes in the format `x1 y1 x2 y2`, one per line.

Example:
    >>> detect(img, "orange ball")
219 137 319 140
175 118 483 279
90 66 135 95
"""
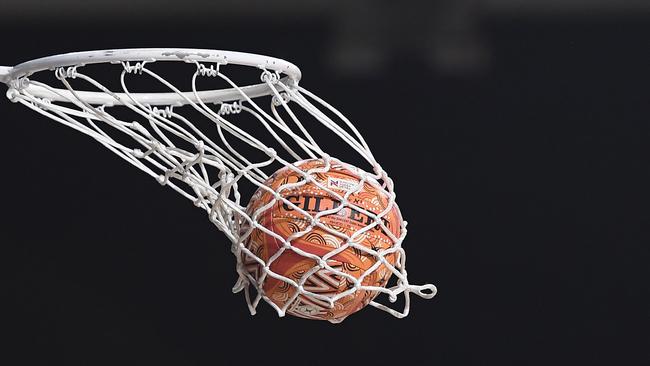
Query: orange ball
240 159 402 322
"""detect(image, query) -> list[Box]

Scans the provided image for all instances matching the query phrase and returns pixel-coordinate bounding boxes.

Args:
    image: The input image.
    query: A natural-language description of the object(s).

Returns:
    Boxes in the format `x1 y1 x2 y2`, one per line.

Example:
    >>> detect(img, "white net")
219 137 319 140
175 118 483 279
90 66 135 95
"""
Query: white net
4 51 436 322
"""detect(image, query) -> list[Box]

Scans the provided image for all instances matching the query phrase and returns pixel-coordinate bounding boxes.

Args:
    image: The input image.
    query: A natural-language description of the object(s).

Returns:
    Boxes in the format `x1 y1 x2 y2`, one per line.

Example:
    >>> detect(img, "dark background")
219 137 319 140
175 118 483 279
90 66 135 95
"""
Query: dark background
2 1 649 365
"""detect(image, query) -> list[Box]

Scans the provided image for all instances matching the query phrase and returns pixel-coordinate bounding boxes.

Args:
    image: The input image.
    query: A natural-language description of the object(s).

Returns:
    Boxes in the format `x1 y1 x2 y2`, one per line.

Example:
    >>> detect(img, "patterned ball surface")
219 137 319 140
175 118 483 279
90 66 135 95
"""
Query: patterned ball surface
240 159 402 322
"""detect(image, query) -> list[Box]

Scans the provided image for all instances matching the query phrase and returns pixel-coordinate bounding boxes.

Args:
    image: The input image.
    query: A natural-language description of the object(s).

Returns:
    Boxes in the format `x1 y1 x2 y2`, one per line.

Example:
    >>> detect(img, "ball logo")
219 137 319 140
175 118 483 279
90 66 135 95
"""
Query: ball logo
327 177 359 192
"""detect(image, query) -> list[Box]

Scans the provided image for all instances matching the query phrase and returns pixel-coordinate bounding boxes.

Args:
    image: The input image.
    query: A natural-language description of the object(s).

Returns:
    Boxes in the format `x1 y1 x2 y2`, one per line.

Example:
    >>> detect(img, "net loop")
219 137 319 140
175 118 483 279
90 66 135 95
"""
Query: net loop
218 101 243 115
197 62 220 77
271 92 290 107
55 66 78 80
151 105 175 119
260 69 280 84
122 60 151 74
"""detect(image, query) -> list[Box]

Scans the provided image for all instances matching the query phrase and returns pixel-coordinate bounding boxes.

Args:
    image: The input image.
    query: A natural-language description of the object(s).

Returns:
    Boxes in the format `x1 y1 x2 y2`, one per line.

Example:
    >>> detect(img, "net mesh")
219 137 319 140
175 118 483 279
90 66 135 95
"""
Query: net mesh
5 57 436 322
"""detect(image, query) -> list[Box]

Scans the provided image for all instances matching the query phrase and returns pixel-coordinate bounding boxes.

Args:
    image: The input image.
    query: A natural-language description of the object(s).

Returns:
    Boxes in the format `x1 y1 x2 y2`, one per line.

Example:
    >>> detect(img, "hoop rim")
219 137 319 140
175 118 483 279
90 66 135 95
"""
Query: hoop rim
1 48 302 105
2 48 301 82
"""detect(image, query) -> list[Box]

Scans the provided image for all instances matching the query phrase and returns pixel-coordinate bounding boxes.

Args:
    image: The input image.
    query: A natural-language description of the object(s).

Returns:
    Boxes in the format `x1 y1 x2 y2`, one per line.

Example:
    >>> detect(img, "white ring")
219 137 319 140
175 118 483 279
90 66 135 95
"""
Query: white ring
0 48 302 106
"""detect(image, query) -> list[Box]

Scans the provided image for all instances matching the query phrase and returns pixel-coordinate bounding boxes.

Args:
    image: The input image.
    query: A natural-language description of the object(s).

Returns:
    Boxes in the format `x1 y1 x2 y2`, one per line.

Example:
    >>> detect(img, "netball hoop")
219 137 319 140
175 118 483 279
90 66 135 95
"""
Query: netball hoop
1 49 436 322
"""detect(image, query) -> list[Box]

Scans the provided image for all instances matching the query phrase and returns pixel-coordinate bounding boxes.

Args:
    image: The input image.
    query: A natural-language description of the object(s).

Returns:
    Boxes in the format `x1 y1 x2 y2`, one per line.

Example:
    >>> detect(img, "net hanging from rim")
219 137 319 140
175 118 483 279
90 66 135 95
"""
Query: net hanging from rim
2 49 437 322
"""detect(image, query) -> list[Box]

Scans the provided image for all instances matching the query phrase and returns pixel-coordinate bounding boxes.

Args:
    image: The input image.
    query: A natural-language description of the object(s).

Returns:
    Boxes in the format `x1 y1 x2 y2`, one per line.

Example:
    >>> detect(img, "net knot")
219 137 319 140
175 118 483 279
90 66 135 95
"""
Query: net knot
265 147 278 159
194 140 205 151
372 163 384 176
129 121 152 137
135 141 163 160
218 171 237 188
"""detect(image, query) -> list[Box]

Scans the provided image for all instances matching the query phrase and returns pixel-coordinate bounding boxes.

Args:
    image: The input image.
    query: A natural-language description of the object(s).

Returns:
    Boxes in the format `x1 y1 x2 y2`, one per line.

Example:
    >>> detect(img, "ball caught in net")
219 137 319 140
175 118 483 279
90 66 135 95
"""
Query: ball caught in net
239 159 402 322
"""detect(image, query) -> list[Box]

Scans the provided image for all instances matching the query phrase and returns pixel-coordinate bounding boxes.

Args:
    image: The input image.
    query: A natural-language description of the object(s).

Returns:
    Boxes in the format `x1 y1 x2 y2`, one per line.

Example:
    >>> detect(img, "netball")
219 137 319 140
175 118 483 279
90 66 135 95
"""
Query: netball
240 159 403 322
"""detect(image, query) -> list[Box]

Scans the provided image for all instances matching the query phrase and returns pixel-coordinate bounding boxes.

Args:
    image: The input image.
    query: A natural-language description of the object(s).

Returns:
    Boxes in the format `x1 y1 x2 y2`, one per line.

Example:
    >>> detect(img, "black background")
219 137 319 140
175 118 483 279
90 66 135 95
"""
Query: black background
2 1 649 365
